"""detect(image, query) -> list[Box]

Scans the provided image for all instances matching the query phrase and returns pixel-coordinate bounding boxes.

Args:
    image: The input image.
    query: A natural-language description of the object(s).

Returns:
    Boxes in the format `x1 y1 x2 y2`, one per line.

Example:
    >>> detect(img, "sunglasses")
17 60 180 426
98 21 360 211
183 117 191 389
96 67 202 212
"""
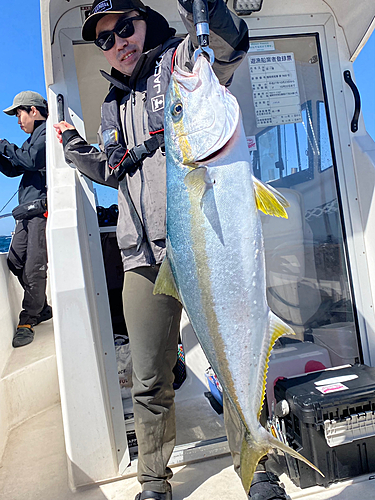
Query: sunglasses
95 15 144 51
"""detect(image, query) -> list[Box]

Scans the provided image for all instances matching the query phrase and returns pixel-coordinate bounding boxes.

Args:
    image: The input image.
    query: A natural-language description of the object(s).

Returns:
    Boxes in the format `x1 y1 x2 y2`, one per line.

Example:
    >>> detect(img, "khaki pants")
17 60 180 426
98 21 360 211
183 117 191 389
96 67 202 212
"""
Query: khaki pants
123 266 182 494
123 265 262 494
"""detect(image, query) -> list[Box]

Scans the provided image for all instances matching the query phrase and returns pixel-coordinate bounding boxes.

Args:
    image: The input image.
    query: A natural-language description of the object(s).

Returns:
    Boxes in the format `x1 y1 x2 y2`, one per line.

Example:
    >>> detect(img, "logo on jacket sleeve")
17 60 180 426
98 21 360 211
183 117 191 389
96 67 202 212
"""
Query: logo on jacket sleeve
151 95 165 112
102 128 119 147
150 55 165 112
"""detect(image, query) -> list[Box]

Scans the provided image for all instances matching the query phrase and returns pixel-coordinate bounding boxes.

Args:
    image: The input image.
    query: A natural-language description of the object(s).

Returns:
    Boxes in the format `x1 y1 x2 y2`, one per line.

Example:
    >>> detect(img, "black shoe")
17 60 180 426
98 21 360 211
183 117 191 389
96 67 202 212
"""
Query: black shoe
35 305 53 325
135 491 172 500
12 325 35 348
248 471 289 500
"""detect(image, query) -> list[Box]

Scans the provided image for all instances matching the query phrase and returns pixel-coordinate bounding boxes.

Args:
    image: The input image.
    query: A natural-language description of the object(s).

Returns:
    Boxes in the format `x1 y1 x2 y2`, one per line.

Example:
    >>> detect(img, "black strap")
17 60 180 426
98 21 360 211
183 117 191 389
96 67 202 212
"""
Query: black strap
251 471 281 486
129 134 164 163
116 133 164 180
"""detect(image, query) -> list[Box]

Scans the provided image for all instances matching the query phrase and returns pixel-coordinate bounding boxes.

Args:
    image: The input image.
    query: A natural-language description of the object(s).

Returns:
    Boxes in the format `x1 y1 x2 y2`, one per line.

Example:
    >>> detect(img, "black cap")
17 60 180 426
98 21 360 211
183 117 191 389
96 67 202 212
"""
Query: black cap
82 0 147 41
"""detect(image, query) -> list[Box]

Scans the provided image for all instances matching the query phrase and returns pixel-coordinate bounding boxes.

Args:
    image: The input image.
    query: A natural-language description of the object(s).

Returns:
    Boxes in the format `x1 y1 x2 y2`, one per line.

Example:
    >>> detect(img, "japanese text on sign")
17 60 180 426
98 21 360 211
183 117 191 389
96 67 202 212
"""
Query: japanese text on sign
248 52 302 128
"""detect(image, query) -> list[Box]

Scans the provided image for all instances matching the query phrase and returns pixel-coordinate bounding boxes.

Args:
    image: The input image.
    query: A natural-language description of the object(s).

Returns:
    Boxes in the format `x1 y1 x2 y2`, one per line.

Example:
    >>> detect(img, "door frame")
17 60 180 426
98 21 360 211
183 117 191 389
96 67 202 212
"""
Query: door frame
244 13 375 366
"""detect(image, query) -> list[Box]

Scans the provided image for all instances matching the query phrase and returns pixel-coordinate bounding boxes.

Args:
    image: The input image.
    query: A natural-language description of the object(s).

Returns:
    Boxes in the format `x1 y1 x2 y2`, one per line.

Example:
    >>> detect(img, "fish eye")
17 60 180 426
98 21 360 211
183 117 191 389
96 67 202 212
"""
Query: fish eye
171 101 183 121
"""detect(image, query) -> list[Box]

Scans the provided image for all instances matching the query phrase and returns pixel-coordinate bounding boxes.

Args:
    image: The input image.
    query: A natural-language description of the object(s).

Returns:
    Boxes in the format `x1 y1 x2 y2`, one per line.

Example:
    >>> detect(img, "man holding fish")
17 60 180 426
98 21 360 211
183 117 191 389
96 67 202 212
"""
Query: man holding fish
54 0 297 498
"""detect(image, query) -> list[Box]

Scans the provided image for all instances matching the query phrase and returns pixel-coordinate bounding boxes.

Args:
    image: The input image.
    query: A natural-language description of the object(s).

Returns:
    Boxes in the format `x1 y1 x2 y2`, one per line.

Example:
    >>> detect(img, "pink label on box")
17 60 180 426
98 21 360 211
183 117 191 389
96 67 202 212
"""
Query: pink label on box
246 136 257 151
317 383 348 394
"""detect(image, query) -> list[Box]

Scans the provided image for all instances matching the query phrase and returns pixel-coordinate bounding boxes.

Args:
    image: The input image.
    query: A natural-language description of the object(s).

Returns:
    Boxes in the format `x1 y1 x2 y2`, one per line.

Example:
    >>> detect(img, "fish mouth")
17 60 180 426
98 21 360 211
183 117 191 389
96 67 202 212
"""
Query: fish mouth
194 119 240 164
171 57 240 165
196 141 230 163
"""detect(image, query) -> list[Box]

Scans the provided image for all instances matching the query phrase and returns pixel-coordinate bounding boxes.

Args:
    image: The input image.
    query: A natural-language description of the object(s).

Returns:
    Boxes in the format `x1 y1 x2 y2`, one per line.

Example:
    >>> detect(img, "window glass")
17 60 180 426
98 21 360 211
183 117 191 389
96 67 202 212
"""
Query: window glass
230 35 360 369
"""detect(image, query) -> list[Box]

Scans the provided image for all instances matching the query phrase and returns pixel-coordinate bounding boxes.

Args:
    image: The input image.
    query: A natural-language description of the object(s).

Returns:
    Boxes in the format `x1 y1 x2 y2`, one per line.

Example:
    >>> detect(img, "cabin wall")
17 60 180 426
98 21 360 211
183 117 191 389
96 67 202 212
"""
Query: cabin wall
351 136 375 355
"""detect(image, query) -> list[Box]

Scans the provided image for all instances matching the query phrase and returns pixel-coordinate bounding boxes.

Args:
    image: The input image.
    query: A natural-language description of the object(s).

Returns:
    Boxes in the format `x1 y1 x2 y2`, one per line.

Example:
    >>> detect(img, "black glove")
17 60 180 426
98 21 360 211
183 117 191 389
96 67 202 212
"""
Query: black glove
113 143 152 181
178 0 216 14
114 158 140 181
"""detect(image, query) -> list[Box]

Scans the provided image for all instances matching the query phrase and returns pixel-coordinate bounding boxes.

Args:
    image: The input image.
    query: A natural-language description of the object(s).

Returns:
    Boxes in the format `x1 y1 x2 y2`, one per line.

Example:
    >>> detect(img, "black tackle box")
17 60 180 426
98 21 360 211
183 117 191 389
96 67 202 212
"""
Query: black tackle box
273 364 375 488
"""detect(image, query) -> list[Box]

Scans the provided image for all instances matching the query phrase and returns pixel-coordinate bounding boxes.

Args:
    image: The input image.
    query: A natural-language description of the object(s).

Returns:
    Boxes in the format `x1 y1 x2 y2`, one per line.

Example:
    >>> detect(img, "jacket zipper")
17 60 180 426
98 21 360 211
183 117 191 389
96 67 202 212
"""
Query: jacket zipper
129 85 155 265
142 92 148 135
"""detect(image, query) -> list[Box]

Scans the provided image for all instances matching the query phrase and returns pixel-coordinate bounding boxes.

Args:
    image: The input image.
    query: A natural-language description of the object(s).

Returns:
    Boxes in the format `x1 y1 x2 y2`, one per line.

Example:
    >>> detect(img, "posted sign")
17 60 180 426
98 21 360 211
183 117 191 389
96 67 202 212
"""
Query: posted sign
248 52 302 128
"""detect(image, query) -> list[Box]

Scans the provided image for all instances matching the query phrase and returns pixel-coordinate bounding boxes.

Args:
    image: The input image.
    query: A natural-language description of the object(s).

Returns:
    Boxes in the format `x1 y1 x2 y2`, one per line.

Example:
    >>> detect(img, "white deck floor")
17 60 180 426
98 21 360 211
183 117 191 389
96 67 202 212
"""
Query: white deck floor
1 320 375 500
1 400 375 500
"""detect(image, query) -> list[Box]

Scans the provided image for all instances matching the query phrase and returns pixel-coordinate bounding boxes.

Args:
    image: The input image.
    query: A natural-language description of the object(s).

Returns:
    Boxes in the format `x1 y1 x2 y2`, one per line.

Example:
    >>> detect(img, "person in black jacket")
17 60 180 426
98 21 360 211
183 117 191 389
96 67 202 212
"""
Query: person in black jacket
0 91 52 348
55 2 288 499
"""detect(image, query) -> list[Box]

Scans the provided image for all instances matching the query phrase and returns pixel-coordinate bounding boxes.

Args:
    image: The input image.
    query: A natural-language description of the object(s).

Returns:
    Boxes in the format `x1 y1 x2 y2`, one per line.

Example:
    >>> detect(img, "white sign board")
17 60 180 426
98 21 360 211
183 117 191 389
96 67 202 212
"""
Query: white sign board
249 41 275 52
248 52 302 128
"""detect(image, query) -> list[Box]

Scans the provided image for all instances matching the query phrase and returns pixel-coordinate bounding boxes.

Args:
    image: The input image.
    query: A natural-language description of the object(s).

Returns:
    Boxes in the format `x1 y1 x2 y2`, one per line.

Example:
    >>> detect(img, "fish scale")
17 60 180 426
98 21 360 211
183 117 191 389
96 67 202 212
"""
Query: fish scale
155 54 323 493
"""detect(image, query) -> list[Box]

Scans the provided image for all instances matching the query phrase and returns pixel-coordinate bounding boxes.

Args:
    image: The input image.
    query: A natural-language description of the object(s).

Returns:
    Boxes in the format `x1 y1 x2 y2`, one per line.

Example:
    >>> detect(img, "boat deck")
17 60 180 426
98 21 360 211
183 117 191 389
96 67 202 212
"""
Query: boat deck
1 320 375 500
1 399 375 500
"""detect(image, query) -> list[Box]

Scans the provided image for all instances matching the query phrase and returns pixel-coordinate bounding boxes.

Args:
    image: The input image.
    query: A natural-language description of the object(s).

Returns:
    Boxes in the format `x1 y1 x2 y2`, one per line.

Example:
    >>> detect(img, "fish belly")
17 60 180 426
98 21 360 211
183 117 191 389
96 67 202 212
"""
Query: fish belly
167 126 269 430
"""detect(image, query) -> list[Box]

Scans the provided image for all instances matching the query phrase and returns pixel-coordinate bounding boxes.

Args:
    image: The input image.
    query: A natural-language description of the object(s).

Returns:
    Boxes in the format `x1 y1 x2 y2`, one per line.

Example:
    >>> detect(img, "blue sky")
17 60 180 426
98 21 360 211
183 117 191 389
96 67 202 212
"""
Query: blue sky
0 1 374 235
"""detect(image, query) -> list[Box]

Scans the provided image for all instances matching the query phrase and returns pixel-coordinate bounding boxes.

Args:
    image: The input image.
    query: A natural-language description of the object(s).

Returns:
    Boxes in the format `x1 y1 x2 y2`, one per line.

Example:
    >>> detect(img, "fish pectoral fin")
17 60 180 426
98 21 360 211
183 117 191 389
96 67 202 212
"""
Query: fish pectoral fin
153 257 182 303
184 167 212 199
252 175 290 219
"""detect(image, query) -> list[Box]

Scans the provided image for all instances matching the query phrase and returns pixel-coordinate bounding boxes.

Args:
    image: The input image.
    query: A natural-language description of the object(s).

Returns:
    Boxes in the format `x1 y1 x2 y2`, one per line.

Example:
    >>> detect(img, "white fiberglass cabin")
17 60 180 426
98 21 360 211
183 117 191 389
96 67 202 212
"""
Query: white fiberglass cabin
1 0 375 499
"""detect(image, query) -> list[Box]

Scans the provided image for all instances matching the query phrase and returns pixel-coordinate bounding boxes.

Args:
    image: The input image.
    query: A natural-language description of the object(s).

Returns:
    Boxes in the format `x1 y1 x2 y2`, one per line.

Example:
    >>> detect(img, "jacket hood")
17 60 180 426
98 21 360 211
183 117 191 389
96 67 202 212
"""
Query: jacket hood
33 120 47 135
143 7 176 52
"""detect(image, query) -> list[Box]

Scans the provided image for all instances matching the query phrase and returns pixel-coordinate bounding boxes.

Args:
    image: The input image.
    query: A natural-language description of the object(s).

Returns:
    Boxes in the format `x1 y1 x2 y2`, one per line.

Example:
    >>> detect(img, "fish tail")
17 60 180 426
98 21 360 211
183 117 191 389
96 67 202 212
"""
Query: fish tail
266 432 325 478
239 427 324 494
239 431 269 494
252 175 289 218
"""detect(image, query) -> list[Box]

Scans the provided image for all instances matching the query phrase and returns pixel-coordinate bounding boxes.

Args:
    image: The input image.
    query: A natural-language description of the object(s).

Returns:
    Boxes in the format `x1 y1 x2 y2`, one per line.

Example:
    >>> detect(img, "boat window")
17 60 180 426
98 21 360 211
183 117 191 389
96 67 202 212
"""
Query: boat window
231 34 361 368
317 101 333 172
252 105 312 185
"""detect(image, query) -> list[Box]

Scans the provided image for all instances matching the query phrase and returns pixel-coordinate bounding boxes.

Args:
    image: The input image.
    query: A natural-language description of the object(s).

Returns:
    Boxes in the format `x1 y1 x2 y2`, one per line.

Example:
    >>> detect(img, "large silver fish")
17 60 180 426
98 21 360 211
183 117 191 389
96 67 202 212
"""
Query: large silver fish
155 54 322 492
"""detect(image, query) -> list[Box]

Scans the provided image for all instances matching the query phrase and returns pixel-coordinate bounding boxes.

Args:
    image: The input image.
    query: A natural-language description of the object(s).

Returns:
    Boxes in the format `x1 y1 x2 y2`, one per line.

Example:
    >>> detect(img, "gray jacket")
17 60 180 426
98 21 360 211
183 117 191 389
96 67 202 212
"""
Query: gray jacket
63 0 249 271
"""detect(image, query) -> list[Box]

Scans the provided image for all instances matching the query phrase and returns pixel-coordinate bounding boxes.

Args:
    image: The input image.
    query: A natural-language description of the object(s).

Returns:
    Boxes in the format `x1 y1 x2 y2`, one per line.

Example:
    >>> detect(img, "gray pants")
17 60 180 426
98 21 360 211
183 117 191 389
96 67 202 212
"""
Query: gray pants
123 265 260 494
123 265 182 494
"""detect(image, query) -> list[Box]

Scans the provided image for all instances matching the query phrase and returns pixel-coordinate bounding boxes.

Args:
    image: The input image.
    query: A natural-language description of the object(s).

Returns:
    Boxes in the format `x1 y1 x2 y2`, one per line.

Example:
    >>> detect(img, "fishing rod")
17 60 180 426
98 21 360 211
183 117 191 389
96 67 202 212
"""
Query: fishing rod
0 189 19 219
192 0 214 63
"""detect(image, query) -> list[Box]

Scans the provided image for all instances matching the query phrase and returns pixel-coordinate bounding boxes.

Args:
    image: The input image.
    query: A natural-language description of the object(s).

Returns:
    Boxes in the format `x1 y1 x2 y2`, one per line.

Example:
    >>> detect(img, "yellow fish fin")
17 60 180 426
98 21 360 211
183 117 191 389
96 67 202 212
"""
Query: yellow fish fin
184 167 212 199
258 312 295 420
153 257 182 303
267 433 324 477
240 429 324 494
252 175 289 218
240 431 268 494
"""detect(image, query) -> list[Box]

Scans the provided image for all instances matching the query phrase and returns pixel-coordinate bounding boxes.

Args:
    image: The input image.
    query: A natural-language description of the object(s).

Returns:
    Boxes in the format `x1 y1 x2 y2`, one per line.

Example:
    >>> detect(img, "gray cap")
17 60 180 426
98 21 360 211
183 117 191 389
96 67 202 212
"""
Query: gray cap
3 91 48 116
